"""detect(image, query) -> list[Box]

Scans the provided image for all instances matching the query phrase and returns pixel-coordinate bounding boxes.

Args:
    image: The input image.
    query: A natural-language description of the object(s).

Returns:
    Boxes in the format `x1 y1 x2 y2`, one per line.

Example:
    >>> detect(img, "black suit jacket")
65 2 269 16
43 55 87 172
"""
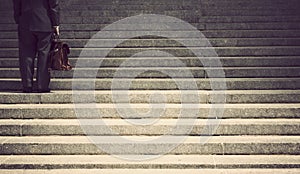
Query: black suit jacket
13 0 59 32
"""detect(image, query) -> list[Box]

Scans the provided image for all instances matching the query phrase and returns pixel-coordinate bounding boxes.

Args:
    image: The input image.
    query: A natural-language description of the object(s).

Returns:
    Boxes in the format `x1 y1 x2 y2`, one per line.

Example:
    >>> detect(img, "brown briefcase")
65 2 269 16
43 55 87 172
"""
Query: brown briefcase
48 35 72 71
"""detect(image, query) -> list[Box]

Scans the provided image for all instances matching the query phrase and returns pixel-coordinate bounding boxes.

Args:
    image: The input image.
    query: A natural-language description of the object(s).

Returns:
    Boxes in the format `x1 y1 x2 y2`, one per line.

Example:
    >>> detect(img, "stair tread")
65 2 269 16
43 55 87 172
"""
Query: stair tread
1 57 299 68
0 90 299 104
1 77 300 80
0 155 299 165
0 135 299 143
1 118 299 125
2 31 300 40
2 46 300 50
1 103 299 108
2 67 300 70
1 56 299 59
1 89 300 94
0 169 298 174
2 38 300 40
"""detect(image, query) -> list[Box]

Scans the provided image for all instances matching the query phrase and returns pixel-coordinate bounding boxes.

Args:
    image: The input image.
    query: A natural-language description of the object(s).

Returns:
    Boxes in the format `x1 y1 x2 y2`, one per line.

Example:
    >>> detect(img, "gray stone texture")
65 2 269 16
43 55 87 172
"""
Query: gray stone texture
0 0 299 172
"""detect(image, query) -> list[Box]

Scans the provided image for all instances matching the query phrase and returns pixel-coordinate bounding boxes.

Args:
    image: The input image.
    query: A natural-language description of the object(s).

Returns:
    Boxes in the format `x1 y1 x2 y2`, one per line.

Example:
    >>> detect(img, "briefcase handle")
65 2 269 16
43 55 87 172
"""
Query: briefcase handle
51 33 60 43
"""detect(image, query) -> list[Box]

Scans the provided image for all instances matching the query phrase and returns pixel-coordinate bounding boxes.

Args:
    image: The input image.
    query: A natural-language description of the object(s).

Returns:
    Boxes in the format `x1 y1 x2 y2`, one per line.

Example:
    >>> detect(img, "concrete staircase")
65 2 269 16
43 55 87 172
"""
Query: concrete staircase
0 0 300 173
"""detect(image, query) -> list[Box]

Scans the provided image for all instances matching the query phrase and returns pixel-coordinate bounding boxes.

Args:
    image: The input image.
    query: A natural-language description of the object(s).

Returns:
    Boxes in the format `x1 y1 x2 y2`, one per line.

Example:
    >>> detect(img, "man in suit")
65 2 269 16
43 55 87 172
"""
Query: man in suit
13 0 59 93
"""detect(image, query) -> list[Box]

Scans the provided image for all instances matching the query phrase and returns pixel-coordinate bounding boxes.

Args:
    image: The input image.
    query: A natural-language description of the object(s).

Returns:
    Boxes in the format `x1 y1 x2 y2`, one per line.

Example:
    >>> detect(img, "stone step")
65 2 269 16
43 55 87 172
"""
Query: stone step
0 169 299 174
1 3 299 12
0 103 298 119
58 5 299 11
68 0 298 6
1 47 300 58
2 9 300 20
2 16 300 24
2 22 300 31
75 15 300 24
3 15 300 24
2 6 298 15
0 90 300 104
0 90 299 104
1 78 300 90
1 30 300 39
2 0 299 6
2 38 300 48
66 47 300 57
0 67 299 78
0 136 299 155
0 119 299 136
201 9 300 16
0 155 299 169
0 78 299 90
1 10 299 21
1 57 300 68
4 2 296 10
56 38 300 48
0 0 298 171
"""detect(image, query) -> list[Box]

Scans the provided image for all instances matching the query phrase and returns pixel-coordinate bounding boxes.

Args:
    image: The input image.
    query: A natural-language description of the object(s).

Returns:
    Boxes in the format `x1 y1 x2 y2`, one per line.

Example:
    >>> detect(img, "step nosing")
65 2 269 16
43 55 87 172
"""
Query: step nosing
1 135 300 144
1 118 299 125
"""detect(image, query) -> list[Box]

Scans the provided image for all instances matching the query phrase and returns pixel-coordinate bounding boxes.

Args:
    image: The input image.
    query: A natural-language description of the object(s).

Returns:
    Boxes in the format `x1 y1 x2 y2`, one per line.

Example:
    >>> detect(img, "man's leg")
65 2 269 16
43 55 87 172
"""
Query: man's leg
18 28 37 92
35 32 52 92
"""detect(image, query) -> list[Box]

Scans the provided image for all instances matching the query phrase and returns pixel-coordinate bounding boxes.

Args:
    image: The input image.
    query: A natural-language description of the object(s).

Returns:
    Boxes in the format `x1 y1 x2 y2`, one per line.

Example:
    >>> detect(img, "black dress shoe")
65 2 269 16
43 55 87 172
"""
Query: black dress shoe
37 89 51 93
22 87 33 93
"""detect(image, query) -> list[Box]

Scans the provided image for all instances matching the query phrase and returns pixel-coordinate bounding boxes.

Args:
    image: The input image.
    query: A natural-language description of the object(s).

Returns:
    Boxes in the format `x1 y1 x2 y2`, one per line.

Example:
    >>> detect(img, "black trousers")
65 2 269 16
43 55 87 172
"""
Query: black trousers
18 27 52 90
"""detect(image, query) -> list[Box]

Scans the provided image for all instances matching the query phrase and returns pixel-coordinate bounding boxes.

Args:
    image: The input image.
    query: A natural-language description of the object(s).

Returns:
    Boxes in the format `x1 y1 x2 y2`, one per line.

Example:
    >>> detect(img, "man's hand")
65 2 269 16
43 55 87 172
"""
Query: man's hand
53 26 59 35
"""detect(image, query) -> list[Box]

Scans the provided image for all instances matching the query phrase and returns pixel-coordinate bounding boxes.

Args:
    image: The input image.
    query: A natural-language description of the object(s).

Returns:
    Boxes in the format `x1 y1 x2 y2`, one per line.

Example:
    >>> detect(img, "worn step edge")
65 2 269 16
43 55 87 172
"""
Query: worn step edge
3 23 300 31
0 67 299 78
0 90 300 104
2 47 300 58
0 78 299 90
1 135 299 143
0 119 299 136
1 103 298 119
1 118 298 126
1 89 300 95
3 15 300 23
2 30 300 39
0 155 299 169
0 136 299 155
2 67 300 70
1 57 300 68
1 103 299 109
0 169 299 174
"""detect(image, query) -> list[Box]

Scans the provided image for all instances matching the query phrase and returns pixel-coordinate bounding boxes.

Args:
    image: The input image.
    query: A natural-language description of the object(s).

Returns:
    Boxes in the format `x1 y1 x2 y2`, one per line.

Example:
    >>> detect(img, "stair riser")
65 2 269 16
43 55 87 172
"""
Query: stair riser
0 79 299 90
0 169 299 173
1 107 299 119
1 47 300 58
42 6 300 11
0 93 208 104
1 93 299 104
0 154 299 170
1 125 299 136
2 23 300 31
2 39 300 48
1 0 299 6
1 8 299 17
2 11 300 22
1 143 299 155
75 47 300 57
2 16 300 24
0 164 299 170
1 57 300 68
3 3 296 9
1 68 299 78
2 31 300 39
